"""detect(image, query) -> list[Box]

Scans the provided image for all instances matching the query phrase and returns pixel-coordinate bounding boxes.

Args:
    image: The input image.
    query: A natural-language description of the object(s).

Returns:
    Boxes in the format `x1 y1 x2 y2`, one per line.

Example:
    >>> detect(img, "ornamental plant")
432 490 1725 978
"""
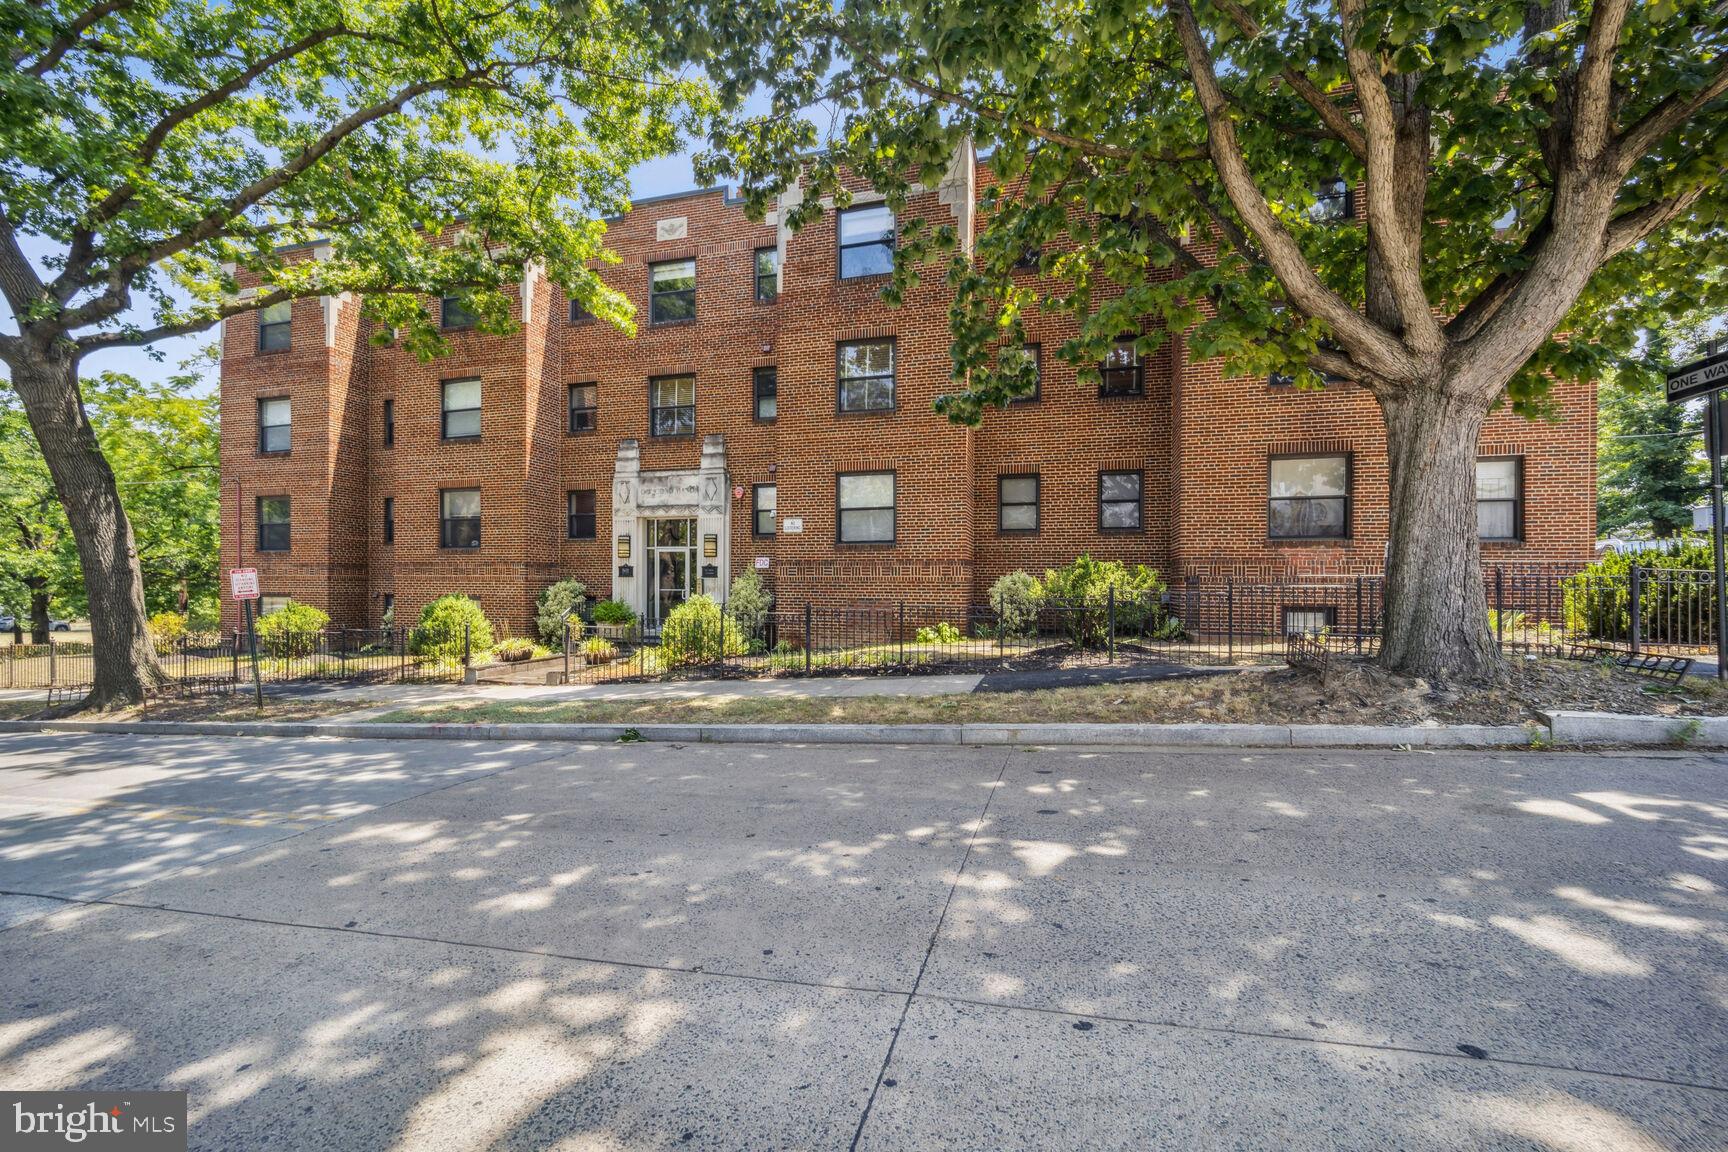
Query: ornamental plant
255 600 330 660
535 578 588 649
657 594 747 666
410 595 494 662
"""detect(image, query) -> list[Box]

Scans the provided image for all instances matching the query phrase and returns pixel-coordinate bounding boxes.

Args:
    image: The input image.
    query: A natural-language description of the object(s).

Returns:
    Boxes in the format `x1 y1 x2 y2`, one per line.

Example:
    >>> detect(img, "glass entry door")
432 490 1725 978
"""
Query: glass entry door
645 518 697 630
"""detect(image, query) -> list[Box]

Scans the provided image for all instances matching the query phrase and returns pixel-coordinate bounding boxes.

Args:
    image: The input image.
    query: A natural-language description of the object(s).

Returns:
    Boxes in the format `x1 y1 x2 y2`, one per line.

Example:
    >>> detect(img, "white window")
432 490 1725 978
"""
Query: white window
258 397 291 453
257 299 291 351
1269 455 1349 539
838 472 895 543
999 474 1039 532
259 595 291 616
1099 471 1142 530
441 378 481 440
1283 607 1336 636
838 339 895 412
1477 458 1522 540
649 259 696 323
838 204 895 279
650 374 696 437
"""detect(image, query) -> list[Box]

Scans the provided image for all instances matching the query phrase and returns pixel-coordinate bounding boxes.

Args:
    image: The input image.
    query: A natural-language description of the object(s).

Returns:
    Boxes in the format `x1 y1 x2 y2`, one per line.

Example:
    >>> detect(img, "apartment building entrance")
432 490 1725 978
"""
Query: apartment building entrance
645 518 697 631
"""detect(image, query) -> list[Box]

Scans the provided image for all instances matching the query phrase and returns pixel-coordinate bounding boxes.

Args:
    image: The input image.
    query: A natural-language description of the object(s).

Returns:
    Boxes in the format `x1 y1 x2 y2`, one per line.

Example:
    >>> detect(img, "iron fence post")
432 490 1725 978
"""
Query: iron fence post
1494 566 1505 648
804 602 813 674
901 602 908 667
48 633 55 685
463 623 471 671
1108 586 1116 662
564 618 570 684
1629 565 1643 655
1354 577 1364 654
1226 578 1234 662
232 630 239 682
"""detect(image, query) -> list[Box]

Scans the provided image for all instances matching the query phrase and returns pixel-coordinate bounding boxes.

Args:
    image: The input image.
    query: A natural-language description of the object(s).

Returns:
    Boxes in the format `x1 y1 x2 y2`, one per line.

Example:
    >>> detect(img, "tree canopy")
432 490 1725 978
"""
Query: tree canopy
0 369 218 632
660 0 1726 420
1 0 708 351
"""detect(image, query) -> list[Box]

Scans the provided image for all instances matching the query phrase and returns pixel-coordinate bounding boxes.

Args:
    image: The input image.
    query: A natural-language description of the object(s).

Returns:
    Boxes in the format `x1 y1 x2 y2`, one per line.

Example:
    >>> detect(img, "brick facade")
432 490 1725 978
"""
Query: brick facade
218 158 1597 634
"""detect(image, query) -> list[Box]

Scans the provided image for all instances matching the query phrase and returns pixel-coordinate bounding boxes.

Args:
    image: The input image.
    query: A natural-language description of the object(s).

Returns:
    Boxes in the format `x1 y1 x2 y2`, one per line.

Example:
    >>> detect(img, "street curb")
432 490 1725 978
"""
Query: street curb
1543 711 1728 747
0 717 1549 748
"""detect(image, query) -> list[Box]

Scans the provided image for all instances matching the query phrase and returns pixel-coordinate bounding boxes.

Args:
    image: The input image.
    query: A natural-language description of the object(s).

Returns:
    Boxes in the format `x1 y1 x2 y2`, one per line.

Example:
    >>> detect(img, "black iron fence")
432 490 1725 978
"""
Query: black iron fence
2 627 472 691
4 565 1717 694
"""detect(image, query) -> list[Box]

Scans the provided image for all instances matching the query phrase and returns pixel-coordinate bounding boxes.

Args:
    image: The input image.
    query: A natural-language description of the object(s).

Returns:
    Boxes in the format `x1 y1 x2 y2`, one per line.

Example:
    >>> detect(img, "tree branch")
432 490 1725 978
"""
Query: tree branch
1604 179 1715 257
12 0 130 76
1338 0 1441 352
1209 0 1368 163
1615 59 1728 172
1573 0 1633 165
1168 0 1414 382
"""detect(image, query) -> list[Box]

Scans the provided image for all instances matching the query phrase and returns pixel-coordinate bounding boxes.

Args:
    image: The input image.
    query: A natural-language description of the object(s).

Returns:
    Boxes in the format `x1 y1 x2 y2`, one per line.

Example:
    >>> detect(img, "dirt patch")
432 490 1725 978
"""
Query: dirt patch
367 656 1728 729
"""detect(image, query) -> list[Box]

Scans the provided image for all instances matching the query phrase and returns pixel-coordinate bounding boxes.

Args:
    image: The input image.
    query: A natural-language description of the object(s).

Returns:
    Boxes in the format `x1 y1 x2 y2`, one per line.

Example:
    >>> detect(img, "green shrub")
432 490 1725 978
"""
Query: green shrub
914 621 964 645
410 595 494 661
657 594 747 666
535 578 588 648
987 570 1042 637
1037 555 1168 644
1568 541 1715 644
726 571 773 650
491 636 539 662
255 600 330 659
581 636 617 663
147 611 188 647
592 599 637 626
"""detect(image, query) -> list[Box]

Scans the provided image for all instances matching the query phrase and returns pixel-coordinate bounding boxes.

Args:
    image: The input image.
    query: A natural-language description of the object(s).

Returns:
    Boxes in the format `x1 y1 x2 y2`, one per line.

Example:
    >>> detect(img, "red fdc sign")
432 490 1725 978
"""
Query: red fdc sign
229 568 260 600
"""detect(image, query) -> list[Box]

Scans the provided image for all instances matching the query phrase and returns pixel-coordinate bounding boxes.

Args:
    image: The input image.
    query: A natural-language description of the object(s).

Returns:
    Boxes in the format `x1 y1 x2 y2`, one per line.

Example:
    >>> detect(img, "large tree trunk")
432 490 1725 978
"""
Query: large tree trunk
9 341 163 708
1376 384 1504 683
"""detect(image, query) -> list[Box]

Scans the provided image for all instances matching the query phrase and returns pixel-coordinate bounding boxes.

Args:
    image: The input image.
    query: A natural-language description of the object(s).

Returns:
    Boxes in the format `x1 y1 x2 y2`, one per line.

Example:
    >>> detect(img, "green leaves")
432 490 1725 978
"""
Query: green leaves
3 0 706 356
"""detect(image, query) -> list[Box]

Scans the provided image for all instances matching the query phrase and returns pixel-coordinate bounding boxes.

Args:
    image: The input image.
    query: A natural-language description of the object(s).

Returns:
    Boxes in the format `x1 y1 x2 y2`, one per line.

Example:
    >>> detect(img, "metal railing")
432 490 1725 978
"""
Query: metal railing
6 565 1716 693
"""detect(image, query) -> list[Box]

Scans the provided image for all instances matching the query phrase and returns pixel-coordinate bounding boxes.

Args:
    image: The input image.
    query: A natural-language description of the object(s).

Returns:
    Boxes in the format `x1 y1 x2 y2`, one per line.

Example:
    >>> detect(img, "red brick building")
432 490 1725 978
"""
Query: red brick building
218 150 1597 635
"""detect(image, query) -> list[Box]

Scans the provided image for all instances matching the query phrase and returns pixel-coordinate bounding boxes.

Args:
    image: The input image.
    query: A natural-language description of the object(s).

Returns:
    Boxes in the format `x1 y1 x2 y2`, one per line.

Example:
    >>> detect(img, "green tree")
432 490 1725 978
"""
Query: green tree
663 0 1728 682
0 0 703 708
1597 335 1707 538
1 368 218 638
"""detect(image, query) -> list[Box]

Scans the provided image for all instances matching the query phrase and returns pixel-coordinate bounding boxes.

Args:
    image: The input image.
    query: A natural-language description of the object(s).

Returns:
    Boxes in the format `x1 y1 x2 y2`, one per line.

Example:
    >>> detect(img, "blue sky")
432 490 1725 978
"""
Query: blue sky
33 146 713 394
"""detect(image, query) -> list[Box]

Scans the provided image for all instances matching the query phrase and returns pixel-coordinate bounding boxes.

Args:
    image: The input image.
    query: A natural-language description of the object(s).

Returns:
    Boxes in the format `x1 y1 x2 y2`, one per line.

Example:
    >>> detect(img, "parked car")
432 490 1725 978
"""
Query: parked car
49 619 72 631
0 614 15 631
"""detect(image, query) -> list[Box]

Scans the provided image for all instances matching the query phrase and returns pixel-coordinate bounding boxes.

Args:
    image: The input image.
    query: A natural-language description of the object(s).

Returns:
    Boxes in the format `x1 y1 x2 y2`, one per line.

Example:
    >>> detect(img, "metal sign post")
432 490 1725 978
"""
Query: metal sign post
229 568 264 706
1669 346 1728 681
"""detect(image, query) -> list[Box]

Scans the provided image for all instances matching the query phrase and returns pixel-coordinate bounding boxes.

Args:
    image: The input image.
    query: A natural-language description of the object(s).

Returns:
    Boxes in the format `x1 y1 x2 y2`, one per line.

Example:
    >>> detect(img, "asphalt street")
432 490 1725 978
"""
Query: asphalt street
0 732 1724 1149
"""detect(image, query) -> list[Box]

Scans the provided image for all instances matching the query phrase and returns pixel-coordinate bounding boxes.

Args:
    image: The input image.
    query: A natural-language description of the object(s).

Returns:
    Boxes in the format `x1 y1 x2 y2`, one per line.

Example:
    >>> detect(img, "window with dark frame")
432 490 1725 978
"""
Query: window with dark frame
754 248 779 302
838 339 895 412
753 366 778 421
649 374 695 437
257 396 291 453
382 398 394 446
648 259 696 323
1008 344 1041 403
568 383 597 433
257 496 290 552
837 204 895 279
568 297 592 324
1268 455 1350 539
1099 338 1144 396
441 378 481 440
257 299 291 352
440 294 476 329
837 471 895 543
439 488 481 549
1310 176 1353 223
1099 471 1143 530
382 497 394 544
753 484 777 536
1013 247 1042 272
567 489 597 539
1282 606 1337 636
1477 457 1523 541
998 474 1039 532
